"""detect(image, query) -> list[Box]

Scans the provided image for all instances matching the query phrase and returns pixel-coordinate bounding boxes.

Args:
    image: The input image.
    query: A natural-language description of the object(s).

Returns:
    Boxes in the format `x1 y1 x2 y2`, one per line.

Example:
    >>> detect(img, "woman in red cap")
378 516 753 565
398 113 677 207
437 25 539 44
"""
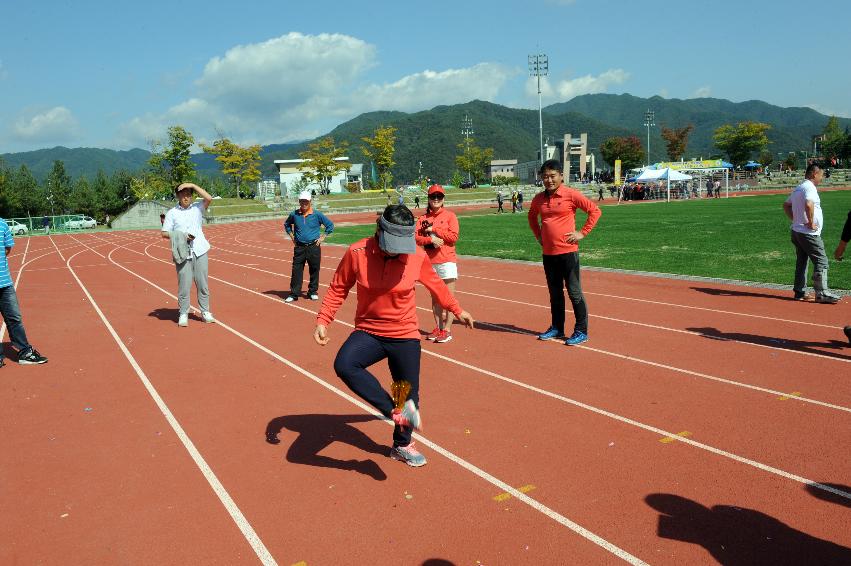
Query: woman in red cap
415 185 460 343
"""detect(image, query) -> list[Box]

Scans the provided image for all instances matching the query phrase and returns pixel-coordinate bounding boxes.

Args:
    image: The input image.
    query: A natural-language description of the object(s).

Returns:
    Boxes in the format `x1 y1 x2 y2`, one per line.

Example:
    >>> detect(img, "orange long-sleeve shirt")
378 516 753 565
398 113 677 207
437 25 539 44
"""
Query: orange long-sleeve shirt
316 237 462 339
527 185 601 255
414 207 459 264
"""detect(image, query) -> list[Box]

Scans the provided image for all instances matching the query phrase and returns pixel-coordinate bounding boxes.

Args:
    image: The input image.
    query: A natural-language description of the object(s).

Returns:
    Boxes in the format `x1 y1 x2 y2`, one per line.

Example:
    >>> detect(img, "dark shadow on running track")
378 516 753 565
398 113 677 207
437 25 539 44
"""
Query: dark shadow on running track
265 414 389 481
422 560 457 566
645 493 851 565
805 482 851 509
687 326 851 361
262 290 308 302
148 308 202 322
691 286 800 301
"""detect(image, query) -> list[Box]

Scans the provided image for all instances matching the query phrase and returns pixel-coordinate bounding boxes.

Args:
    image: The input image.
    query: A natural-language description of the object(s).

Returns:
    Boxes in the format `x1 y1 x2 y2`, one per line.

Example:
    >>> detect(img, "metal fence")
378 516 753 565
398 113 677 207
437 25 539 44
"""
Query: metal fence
6 214 97 236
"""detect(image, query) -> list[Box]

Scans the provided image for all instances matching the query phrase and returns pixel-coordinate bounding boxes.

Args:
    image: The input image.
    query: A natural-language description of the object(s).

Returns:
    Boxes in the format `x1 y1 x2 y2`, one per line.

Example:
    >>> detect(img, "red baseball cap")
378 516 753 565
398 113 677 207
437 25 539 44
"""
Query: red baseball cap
427 184 445 196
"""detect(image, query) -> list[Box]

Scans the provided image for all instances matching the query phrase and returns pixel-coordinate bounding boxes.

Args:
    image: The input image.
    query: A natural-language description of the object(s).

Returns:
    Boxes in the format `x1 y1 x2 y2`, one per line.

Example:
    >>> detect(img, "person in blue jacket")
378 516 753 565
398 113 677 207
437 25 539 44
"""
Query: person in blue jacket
284 190 334 302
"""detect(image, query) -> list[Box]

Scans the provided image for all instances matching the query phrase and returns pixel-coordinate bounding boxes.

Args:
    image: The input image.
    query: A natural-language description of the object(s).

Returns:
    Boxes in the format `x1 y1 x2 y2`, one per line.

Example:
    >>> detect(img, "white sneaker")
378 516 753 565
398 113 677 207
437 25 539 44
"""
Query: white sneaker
309 294 319 301
202 311 215 323
284 296 297 303
178 314 188 327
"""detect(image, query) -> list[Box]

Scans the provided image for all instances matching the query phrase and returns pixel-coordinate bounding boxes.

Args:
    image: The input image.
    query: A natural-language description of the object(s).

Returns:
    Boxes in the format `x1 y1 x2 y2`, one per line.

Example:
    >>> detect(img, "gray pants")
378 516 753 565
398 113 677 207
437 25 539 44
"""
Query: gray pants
175 253 210 315
791 231 831 295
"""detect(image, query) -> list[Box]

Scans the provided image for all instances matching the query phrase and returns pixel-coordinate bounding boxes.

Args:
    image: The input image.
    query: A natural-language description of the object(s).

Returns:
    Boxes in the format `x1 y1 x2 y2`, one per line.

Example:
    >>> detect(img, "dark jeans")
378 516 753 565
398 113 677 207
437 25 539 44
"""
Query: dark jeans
542 252 588 335
791 231 830 294
289 243 321 297
0 284 31 360
334 330 421 448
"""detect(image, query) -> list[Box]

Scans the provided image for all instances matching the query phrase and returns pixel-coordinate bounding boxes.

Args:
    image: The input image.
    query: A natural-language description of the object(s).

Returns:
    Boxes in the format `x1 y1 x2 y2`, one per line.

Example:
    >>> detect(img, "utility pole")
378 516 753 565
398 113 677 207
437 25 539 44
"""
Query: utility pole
528 53 548 164
461 115 474 183
643 109 655 166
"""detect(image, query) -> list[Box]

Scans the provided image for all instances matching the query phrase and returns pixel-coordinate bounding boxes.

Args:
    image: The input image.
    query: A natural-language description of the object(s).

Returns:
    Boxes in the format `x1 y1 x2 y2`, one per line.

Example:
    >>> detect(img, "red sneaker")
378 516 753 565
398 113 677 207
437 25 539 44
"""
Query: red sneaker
435 329 453 343
424 327 441 341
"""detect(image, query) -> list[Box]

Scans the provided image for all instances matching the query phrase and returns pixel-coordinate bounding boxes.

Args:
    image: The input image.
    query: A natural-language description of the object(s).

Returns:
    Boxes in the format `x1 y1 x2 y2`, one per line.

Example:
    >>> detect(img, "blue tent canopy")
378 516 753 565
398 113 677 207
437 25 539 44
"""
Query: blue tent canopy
721 161 734 169
744 161 761 169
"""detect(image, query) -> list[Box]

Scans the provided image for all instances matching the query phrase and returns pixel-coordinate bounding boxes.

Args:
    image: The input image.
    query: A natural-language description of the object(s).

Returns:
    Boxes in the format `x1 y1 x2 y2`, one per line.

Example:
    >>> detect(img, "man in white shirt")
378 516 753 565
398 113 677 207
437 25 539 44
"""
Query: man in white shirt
161 182 215 325
782 164 840 304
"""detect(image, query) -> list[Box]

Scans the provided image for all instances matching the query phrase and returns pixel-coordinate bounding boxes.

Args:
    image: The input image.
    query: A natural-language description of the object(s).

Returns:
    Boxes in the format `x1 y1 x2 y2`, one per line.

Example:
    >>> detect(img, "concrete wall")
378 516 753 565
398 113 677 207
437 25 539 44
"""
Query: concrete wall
111 200 174 230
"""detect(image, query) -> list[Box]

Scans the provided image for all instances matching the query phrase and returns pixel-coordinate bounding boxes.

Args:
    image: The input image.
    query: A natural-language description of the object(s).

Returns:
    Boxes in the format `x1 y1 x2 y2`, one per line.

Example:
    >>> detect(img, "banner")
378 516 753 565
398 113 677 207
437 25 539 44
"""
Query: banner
614 160 622 185
656 159 723 171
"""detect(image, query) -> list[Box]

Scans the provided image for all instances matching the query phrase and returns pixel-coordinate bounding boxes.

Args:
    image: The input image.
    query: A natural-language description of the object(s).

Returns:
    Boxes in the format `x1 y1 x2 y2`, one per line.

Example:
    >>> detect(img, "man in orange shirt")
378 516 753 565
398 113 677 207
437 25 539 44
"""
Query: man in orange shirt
314 205 474 467
528 159 602 346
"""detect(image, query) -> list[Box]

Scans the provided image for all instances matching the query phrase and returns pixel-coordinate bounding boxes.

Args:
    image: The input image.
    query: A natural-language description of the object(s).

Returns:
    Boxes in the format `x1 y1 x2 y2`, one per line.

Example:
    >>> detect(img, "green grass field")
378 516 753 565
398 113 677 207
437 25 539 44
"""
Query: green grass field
329 190 851 290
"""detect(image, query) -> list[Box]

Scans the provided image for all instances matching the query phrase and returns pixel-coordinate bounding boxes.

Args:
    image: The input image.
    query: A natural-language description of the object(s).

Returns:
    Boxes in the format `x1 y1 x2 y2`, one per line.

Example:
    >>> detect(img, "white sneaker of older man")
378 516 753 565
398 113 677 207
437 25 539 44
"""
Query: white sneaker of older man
178 313 189 327
202 311 215 324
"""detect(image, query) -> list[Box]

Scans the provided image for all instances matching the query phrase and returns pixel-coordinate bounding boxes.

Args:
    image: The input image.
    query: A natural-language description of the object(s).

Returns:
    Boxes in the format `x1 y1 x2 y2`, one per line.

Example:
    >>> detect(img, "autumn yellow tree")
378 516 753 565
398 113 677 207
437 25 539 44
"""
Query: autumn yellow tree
200 138 262 198
361 126 397 191
298 137 350 195
660 124 694 161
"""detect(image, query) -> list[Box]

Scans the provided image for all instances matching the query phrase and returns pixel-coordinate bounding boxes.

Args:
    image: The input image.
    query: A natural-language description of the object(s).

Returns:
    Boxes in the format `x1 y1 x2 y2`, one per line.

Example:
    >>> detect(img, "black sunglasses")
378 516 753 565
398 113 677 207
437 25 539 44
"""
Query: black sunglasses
429 194 444 200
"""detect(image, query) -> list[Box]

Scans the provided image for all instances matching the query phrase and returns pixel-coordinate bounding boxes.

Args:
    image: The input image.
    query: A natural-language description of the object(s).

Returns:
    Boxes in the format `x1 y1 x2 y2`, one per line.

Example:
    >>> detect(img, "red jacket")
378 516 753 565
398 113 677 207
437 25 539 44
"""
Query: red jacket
527 185 601 255
316 237 462 339
415 207 459 264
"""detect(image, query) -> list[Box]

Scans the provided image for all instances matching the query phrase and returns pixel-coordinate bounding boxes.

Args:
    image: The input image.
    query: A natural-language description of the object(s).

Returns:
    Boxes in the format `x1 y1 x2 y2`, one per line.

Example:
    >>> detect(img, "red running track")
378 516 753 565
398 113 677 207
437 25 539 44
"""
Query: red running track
1 219 849 565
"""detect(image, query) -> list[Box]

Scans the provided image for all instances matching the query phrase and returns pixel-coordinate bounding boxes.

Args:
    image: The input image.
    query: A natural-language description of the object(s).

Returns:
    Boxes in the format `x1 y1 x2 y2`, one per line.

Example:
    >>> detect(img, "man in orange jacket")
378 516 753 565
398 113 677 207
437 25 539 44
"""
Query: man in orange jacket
528 159 602 346
314 205 475 467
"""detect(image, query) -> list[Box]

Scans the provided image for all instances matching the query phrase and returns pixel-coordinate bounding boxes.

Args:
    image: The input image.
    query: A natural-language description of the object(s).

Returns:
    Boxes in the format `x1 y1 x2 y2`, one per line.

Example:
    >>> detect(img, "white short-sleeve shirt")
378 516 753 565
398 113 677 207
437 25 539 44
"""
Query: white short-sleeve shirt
785 179 823 236
162 202 211 257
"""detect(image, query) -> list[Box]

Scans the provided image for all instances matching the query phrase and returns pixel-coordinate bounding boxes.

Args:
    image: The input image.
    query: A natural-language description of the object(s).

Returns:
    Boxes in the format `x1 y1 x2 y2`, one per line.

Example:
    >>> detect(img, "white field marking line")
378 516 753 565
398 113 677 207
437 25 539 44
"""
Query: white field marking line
123 240 851 503
69 234 105 258
458 288 851 365
136 238 851 413
475 321 851 414
58 241 279 566
462 273 841 330
93 245 648 565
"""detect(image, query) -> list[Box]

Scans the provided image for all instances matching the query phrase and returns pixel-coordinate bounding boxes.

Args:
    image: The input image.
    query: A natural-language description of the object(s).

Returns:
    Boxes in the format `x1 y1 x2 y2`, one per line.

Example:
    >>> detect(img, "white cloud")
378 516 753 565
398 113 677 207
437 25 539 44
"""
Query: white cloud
530 68 629 102
12 106 80 142
804 103 851 119
693 86 712 98
117 33 513 149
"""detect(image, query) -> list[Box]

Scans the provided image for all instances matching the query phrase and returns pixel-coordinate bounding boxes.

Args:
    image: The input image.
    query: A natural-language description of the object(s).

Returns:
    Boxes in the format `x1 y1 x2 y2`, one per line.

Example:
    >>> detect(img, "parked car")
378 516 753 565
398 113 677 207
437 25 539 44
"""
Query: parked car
460 181 475 189
6 220 28 235
63 216 97 230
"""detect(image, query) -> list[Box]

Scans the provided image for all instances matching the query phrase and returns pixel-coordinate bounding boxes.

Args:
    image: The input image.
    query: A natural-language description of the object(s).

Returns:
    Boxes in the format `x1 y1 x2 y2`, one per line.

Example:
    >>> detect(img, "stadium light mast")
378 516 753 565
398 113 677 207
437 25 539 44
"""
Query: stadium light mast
528 53 548 164
643 109 655 167
461 115 474 184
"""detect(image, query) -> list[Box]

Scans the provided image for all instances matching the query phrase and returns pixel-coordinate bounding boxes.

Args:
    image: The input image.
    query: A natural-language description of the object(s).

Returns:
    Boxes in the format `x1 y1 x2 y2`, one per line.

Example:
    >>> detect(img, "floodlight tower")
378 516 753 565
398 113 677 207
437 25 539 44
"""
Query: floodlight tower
528 53 548 164
461 115 474 183
643 109 655 166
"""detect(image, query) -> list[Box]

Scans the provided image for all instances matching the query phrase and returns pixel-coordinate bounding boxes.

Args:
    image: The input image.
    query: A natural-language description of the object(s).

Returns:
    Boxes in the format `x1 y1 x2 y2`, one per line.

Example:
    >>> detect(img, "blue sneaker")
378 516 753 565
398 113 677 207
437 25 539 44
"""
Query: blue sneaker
564 331 588 346
537 326 564 340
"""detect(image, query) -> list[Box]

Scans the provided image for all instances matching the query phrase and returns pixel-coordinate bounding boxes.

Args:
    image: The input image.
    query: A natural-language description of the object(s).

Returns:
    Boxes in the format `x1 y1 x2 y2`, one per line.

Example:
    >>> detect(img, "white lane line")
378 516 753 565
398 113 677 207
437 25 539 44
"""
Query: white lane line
458 288 851 364
115 239 851 503
54 240 278 566
91 241 647 565
461 273 841 330
118 235 851 412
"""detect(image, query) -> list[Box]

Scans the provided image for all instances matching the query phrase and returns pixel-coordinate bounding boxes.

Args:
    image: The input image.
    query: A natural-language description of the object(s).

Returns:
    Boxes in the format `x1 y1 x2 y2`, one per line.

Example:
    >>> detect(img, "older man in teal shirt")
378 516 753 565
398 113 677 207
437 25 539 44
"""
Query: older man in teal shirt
284 191 334 302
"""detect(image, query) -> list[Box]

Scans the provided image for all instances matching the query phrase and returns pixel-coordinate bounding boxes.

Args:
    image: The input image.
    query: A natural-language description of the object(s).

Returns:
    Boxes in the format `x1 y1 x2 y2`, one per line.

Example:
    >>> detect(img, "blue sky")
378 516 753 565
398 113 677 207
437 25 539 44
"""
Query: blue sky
2 0 849 154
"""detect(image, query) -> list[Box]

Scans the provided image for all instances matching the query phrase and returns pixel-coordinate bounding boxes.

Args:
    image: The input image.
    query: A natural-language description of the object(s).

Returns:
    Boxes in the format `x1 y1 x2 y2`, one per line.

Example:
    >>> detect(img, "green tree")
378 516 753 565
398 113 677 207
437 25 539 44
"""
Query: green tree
361 126 397 192
16 165 44 218
660 124 694 161
298 136 350 195
200 137 262 198
713 122 771 168
454 138 493 186
68 176 97 216
450 170 464 188
783 154 798 171
46 160 72 214
820 116 844 161
148 125 196 193
757 151 774 170
600 136 645 170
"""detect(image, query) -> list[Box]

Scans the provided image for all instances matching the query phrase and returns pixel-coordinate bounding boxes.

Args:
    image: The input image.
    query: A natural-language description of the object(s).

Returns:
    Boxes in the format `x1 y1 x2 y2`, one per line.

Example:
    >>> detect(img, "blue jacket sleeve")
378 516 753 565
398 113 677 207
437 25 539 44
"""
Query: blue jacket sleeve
319 212 334 235
284 212 295 235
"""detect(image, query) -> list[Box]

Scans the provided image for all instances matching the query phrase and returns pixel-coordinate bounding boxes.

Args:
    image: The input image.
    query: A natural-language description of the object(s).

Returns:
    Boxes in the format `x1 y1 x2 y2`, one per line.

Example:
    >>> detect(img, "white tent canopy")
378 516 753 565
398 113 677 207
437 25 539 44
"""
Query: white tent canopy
635 167 692 182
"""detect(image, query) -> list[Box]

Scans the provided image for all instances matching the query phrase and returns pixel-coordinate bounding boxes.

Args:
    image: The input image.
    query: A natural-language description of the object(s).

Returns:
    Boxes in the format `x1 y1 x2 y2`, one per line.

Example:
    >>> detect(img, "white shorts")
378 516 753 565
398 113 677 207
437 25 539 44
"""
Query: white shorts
432 262 458 280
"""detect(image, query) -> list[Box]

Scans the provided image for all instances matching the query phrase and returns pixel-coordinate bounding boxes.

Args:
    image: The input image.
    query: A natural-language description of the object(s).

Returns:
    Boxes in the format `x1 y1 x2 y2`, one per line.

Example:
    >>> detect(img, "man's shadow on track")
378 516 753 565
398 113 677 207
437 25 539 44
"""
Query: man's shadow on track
148 308 202 323
645 492 851 564
265 414 389 481
691 286 801 301
465 321 538 336
688 326 851 361
262 290 290 301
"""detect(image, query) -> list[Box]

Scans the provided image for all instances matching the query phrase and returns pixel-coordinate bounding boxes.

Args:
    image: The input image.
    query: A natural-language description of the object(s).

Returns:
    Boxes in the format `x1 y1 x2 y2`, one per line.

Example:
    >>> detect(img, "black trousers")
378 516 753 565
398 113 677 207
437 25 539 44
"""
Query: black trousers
289 243 321 297
542 252 588 335
334 330 421 448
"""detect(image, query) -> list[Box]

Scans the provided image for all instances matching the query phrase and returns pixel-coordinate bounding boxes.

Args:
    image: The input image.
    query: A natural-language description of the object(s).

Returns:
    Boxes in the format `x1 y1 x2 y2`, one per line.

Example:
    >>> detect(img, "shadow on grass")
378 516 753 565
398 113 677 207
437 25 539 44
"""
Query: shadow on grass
691 286 797 301
265 414 389 481
688 326 851 361
645 493 851 564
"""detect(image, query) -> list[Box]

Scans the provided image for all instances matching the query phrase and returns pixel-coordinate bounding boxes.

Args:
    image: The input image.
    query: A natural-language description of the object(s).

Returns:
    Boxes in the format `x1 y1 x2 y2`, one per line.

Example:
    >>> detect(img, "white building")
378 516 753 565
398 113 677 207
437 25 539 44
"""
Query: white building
488 159 518 179
274 157 364 195
255 179 280 201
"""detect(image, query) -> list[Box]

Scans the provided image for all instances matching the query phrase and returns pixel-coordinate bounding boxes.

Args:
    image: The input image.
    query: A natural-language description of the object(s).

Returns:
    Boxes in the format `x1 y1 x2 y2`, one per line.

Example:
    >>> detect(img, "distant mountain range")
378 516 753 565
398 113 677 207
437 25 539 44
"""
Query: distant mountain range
3 94 846 183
